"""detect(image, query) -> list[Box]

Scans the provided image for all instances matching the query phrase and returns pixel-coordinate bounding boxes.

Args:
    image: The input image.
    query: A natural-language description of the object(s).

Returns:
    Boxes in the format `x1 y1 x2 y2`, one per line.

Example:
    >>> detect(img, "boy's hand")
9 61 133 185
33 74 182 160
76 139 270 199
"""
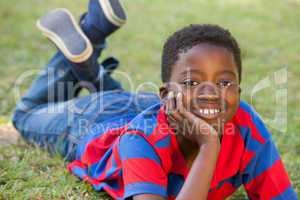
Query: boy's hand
165 91 220 147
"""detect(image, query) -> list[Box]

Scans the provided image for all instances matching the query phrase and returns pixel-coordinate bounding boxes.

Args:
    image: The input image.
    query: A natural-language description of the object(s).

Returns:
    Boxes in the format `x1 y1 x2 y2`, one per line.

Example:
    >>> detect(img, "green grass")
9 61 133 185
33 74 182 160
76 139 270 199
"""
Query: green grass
0 0 299 199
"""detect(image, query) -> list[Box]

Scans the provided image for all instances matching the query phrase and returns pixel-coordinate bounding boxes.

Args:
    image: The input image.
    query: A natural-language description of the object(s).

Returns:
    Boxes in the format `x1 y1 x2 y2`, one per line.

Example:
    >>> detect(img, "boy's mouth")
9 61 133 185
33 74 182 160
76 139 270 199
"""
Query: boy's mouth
192 104 223 120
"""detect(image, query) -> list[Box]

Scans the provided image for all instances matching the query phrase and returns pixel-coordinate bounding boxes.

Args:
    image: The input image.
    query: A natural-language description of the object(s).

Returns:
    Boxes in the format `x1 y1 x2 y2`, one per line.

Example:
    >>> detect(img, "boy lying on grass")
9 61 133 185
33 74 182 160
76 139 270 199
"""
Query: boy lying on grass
12 0 297 199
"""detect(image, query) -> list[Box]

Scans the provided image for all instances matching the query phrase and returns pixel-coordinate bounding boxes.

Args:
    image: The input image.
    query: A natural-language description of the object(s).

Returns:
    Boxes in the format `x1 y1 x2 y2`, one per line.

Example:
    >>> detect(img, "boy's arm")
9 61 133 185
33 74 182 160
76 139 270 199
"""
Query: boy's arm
134 92 221 200
133 142 220 200
120 128 220 200
175 142 220 200
242 138 297 200
239 107 298 199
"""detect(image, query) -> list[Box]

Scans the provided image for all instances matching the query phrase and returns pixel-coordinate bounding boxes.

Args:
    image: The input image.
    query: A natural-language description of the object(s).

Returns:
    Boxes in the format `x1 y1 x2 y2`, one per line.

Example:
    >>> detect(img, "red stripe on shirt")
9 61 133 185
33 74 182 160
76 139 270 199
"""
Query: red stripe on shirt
81 127 125 165
235 107 266 144
67 159 87 172
211 125 244 188
244 159 291 200
240 148 256 173
122 158 167 187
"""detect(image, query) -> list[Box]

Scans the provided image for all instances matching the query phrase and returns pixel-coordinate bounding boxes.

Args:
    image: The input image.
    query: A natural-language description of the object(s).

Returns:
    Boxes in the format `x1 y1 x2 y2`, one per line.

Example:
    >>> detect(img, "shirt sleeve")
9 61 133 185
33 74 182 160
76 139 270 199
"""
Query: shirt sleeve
119 133 168 199
242 131 297 199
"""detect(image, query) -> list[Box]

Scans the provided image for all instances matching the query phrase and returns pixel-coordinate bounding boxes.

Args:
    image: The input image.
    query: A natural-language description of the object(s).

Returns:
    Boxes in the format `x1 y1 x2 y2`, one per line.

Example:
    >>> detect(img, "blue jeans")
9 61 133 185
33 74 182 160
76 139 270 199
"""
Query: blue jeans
12 45 160 161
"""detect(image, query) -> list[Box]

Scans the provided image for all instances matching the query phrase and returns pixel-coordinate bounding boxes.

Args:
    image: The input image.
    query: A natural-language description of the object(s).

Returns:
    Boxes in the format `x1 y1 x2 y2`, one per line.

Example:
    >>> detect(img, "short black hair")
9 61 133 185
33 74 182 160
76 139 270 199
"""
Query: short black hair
161 24 242 83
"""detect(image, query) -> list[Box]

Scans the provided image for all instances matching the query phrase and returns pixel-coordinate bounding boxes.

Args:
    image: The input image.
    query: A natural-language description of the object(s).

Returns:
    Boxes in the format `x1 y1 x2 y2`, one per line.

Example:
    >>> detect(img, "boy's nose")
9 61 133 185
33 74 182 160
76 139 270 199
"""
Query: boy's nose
195 82 220 101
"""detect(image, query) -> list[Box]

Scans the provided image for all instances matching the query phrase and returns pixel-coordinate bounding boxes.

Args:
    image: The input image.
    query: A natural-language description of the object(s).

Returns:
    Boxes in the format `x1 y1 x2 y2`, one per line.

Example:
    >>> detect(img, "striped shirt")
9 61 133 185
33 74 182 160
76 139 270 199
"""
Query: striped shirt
67 100 297 200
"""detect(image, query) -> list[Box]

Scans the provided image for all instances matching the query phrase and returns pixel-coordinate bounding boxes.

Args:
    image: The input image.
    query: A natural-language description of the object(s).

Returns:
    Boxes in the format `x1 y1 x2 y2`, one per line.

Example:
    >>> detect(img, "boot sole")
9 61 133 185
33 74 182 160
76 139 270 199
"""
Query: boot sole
99 0 127 27
37 8 93 63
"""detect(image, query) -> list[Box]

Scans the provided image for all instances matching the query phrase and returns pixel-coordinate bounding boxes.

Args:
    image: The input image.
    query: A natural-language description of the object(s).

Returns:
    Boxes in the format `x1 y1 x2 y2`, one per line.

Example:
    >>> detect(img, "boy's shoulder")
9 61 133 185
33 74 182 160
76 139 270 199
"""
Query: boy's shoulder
123 102 174 149
126 103 164 137
122 103 178 173
233 100 272 143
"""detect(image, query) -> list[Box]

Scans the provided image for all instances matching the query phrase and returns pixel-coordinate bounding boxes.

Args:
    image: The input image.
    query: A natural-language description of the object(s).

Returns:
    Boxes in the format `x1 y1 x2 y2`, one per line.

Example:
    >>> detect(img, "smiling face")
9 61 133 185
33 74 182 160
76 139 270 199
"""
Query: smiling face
160 43 241 126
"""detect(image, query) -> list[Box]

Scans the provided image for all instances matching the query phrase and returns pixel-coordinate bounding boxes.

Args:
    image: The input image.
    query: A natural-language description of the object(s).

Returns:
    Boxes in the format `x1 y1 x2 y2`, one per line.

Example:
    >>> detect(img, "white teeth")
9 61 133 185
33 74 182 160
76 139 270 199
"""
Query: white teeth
199 108 220 116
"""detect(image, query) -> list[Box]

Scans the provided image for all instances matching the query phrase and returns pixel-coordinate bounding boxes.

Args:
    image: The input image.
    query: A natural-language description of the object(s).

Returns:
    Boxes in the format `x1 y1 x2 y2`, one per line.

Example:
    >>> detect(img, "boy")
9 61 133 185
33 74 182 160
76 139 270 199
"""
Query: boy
12 0 297 199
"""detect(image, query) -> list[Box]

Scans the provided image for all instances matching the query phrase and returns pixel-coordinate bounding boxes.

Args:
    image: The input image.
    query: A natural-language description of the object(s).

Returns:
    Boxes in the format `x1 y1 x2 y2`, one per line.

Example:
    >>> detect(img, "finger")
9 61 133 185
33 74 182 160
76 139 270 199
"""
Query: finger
176 92 197 123
168 94 186 134
167 91 185 122
168 111 183 122
175 91 196 135
166 109 183 134
165 92 173 115
167 115 178 130
167 114 185 135
169 91 176 112
176 92 185 113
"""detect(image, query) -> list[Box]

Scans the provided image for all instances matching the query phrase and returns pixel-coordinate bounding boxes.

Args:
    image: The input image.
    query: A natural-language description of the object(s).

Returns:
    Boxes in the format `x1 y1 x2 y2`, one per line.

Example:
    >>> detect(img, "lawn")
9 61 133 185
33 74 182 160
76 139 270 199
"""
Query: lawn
0 0 299 199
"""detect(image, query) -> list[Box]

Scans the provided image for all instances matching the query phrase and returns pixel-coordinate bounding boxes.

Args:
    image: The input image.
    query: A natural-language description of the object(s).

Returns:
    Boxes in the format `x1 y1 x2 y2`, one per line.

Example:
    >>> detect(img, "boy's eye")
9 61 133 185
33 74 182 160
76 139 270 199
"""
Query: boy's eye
182 80 200 87
217 80 233 88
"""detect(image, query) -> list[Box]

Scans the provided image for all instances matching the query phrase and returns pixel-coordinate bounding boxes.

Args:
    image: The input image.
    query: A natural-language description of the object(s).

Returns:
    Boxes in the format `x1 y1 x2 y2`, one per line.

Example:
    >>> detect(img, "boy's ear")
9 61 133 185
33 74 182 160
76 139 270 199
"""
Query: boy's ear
159 84 169 100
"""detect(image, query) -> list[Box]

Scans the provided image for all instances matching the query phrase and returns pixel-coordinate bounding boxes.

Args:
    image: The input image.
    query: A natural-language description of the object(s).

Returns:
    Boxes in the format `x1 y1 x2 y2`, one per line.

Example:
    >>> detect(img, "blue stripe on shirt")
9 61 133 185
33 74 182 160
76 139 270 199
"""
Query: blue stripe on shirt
124 182 168 199
239 101 271 140
155 135 171 148
242 139 280 184
119 134 161 165
272 186 298 200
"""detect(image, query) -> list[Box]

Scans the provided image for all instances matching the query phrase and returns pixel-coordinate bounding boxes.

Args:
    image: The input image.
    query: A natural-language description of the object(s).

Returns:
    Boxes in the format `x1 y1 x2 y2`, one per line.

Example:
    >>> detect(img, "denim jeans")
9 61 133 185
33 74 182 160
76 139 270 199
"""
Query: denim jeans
12 45 160 161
